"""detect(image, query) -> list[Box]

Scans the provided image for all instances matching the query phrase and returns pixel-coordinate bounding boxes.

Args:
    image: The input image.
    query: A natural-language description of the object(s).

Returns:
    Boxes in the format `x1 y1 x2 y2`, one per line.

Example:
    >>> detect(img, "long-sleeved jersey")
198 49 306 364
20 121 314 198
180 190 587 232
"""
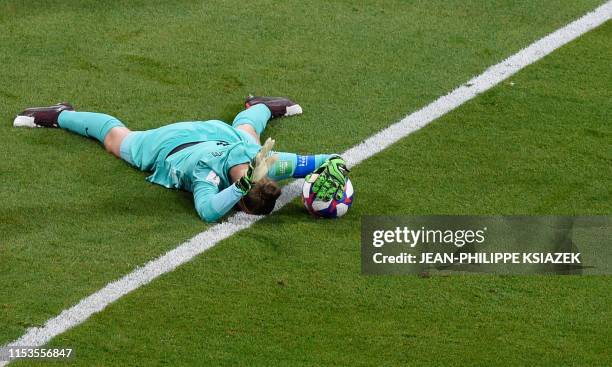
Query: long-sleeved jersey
120 119 329 222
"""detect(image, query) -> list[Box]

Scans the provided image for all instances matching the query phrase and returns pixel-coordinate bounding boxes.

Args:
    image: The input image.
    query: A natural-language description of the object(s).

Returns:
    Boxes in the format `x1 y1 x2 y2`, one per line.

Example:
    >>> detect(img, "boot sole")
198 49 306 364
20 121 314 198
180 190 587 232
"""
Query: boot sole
13 115 38 128
285 104 303 117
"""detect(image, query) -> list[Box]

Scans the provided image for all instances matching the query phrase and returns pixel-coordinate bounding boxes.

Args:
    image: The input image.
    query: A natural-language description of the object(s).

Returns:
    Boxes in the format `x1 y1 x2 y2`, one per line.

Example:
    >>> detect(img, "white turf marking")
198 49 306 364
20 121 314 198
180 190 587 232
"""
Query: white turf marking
1 2 610 364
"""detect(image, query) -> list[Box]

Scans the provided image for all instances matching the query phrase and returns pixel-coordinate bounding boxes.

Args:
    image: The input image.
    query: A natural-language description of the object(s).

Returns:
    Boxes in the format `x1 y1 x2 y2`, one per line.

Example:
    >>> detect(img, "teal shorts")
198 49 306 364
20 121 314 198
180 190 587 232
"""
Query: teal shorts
119 130 145 167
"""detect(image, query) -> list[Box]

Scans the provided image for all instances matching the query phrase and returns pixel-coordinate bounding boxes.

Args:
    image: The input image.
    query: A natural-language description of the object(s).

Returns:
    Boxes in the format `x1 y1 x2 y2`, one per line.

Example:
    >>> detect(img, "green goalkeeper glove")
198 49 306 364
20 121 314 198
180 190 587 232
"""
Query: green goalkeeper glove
319 155 350 185
235 164 255 195
306 155 350 201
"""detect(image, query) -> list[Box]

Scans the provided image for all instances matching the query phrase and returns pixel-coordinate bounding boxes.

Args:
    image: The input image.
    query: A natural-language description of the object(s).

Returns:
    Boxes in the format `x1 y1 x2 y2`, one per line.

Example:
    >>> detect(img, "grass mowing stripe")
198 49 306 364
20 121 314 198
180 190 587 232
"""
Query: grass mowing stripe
1 1 610 363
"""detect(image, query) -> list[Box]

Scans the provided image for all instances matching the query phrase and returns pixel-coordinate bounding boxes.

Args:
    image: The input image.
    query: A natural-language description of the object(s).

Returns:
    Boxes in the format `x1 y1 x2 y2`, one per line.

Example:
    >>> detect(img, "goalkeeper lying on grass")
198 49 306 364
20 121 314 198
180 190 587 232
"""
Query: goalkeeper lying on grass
13 96 349 222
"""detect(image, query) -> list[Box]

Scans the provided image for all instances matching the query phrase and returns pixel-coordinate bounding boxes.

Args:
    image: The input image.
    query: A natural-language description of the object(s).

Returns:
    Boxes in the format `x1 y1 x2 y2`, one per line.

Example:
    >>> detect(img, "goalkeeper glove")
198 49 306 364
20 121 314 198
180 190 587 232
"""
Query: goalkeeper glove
252 137 278 182
235 164 254 195
318 155 350 185
306 155 350 201
235 138 279 195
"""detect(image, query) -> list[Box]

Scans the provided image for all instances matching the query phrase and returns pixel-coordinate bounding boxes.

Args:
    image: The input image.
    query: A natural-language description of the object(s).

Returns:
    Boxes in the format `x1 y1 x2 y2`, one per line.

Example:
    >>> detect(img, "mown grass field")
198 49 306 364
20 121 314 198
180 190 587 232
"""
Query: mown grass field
0 0 610 365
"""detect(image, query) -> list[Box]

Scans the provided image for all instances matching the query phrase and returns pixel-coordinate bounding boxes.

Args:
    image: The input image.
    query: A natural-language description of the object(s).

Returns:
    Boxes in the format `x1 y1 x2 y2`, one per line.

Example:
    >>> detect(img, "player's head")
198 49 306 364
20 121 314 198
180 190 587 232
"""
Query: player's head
239 178 281 215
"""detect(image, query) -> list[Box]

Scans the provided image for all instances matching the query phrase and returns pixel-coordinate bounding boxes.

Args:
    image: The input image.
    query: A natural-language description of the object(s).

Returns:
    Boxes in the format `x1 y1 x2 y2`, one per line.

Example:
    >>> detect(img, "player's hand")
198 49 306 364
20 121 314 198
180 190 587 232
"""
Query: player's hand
310 173 342 201
235 164 255 195
252 137 279 182
318 155 350 185
307 155 350 201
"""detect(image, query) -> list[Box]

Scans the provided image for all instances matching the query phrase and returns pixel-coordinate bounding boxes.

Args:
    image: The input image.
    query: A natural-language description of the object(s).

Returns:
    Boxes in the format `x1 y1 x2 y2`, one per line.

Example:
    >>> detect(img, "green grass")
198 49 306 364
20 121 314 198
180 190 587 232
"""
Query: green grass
0 0 610 365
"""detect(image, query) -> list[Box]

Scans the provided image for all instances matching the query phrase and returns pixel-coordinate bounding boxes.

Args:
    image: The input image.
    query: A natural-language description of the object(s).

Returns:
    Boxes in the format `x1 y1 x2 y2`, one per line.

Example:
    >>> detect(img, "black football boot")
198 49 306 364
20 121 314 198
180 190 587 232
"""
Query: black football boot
13 102 74 128
245 95 303 118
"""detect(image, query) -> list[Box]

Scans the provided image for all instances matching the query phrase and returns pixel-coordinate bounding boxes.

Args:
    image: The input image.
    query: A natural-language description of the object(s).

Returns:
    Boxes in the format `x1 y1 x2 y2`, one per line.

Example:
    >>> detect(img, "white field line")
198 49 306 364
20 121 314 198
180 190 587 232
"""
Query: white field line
1 2 610 364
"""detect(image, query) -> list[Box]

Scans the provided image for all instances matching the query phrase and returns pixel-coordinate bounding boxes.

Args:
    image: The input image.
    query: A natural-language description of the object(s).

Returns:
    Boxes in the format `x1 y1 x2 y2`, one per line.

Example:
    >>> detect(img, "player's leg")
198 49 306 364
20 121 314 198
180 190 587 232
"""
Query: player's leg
232 95 303 143
232 103 271 144
102 126 131 157
57 110 161 171
14 103 129 155
14 103 185 173
57 110 131 157
267 152 332 181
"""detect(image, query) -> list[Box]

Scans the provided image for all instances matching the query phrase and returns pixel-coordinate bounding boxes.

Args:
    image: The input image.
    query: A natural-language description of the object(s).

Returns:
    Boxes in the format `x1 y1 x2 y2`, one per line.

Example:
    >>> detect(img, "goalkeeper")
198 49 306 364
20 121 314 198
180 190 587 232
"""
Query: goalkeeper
13 96 349 222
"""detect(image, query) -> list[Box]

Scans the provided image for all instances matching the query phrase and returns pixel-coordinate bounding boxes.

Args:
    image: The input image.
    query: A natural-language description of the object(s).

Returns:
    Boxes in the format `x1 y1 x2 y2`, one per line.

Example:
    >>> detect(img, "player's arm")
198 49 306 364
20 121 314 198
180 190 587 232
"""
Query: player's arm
193 170 244 222
193 156 265 222
267 152 332 181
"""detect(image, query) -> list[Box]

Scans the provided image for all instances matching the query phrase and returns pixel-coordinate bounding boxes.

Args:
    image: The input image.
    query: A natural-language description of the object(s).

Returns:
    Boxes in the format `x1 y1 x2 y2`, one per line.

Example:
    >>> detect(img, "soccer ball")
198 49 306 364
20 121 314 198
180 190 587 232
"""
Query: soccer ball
302 174 354 218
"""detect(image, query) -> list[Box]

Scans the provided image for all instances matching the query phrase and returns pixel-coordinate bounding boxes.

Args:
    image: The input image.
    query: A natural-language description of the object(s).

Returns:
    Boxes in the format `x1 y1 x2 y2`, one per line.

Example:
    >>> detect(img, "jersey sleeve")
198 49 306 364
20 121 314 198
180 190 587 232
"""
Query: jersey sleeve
192 168 243 222
267 152 331 181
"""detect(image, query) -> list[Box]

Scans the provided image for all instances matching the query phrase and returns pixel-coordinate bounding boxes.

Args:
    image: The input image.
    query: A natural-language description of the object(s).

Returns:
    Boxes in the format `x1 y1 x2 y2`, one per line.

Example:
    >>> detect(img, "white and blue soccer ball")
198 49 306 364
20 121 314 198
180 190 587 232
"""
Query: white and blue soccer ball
302 174 354 218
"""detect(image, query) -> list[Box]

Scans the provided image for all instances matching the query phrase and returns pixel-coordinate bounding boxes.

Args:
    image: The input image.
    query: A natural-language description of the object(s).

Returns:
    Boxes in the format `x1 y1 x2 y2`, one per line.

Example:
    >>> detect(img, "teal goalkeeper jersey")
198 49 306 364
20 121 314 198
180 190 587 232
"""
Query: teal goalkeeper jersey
134 120 261 190
121 120 330 222
121 120 261 222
